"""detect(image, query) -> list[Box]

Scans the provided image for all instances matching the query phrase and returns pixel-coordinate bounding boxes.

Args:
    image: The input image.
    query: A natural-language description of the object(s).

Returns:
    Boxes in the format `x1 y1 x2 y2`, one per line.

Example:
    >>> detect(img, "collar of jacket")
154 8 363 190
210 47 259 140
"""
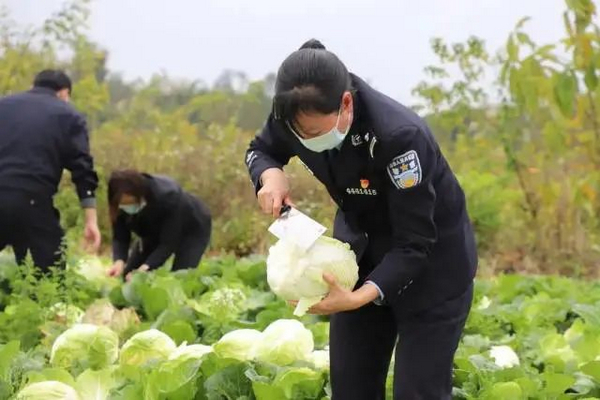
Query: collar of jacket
29 87 60 97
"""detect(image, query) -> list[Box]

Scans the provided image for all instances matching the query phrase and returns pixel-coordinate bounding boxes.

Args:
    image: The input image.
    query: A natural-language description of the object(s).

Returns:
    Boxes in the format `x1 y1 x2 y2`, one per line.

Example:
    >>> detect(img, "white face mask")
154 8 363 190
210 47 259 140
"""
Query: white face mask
292 107 353 153
119 200 146 215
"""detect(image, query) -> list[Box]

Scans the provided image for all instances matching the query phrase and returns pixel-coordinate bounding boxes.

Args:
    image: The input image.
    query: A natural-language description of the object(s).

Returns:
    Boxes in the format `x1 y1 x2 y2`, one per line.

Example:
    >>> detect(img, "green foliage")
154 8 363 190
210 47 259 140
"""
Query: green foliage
5 253 600 399
413 2 600 275
456 171 520 250
453 274 600 399
0 256 100 351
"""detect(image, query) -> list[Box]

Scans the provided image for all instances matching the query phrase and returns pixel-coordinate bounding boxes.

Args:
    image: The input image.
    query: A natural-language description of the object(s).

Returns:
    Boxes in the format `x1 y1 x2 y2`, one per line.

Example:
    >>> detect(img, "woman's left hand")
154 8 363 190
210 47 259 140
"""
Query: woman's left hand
125 264 150 282
303 273 380 315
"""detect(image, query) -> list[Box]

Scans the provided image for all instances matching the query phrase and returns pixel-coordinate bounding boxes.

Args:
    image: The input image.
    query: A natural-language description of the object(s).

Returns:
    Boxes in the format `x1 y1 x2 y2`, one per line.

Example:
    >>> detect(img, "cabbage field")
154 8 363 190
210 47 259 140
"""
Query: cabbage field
1 253 600 399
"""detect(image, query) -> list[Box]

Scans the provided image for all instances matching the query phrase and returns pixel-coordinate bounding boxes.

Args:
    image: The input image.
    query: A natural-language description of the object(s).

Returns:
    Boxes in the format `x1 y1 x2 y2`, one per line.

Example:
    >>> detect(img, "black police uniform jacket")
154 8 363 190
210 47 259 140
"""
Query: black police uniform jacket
112 174 212 269
245 74 478 313
0 87 98 205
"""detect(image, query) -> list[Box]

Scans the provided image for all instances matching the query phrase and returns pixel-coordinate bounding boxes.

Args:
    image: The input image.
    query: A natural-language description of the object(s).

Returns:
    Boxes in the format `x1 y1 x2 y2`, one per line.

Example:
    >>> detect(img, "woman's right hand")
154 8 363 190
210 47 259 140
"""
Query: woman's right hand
107 260 125 277
257 168 294 217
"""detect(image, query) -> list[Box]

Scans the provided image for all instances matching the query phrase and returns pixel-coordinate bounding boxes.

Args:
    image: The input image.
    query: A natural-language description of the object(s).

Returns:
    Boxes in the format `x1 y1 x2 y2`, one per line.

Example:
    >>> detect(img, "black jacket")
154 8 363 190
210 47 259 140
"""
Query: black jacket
245 74 478 313
0 87 98 206
112 174 212 269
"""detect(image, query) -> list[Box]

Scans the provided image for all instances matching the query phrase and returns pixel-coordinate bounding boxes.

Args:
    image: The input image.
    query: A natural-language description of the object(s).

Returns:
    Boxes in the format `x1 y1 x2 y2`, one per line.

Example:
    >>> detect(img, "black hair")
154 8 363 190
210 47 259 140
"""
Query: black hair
107 169 149 222
273 39 351 122
33 70 72 93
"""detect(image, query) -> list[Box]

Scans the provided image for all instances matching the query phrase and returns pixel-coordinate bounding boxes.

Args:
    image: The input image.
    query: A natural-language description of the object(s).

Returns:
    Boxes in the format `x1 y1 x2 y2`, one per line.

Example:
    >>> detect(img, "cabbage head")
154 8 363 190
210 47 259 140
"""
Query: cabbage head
47 303 85 326
254 319 314 366
169 343 213 362
213 329 262 361
267 236 359 316
82 299 140 336
119 329 176 366
489 345 520 368
50 324 119 370
74 256 118 291
309 349 330 370
15 381 80 400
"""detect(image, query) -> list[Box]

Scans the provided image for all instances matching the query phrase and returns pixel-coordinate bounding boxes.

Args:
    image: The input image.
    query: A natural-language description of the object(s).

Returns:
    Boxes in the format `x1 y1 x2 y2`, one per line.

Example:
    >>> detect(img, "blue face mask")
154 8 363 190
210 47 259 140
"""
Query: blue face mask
120 202 145 215
291 107 353 153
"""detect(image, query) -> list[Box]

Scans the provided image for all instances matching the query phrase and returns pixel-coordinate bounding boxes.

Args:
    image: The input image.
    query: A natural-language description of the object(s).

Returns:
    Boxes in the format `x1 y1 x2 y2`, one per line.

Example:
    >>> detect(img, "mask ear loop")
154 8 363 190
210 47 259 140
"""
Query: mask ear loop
332 107 343 131
285 120 305 141
336 91 355 134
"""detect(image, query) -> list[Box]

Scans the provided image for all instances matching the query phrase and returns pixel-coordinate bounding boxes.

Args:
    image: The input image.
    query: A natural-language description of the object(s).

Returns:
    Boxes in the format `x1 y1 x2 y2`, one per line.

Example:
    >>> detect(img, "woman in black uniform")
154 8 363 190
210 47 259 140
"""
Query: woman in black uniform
245 40 478 399
106 170 212 280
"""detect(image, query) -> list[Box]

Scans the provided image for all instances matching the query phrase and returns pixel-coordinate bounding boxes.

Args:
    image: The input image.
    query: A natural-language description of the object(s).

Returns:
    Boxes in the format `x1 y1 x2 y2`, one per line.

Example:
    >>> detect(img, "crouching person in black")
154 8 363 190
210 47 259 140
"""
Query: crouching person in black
106 170 212 280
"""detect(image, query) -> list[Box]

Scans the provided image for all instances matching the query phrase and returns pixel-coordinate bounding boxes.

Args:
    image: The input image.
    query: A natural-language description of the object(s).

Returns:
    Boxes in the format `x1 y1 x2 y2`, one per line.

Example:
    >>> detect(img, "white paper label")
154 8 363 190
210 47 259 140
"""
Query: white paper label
268 208 327 250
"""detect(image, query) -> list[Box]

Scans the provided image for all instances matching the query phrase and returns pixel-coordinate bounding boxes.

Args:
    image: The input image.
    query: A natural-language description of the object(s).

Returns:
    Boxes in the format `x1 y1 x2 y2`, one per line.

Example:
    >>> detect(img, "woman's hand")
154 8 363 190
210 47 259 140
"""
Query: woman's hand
257 168 294 217
125 264 150 282
107 260 125 277
299 273 380 315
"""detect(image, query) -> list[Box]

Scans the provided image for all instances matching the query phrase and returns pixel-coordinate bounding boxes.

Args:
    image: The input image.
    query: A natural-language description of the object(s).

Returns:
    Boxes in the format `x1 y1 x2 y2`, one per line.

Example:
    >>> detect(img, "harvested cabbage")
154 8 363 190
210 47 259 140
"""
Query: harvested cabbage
267 236 359 316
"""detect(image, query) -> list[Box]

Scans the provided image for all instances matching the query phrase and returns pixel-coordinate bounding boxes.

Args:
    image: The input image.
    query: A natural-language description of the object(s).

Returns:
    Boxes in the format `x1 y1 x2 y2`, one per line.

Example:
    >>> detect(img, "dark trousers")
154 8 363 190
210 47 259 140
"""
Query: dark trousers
0 192 65 272
123 225 212 275
329 282 473 400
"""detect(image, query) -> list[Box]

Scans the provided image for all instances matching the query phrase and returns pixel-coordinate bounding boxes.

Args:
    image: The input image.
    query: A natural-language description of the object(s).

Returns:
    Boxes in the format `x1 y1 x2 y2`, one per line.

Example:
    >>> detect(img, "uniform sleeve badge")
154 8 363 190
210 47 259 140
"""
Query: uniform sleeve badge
387 150 422 189
246 151 257 168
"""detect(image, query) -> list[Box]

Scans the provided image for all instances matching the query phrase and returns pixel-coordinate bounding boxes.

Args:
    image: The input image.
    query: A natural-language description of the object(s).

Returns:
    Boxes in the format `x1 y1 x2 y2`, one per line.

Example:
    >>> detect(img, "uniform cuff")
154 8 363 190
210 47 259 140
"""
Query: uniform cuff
365 280 385 305
80 197 96 208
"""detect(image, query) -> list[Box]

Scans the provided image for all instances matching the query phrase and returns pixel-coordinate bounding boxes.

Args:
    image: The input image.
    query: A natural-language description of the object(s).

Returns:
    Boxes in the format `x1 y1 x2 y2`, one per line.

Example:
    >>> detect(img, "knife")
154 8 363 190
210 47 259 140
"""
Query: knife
268 205 327 251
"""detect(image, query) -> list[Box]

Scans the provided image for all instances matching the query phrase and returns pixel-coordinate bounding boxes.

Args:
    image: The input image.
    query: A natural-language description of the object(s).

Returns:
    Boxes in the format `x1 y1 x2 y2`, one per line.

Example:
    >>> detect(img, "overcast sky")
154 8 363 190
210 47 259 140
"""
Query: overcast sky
5 0 565 103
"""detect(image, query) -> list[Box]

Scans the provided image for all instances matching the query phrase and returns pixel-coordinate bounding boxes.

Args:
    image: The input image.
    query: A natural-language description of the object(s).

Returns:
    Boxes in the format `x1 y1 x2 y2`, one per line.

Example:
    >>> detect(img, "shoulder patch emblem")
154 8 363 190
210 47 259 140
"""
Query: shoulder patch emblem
387 150 422 189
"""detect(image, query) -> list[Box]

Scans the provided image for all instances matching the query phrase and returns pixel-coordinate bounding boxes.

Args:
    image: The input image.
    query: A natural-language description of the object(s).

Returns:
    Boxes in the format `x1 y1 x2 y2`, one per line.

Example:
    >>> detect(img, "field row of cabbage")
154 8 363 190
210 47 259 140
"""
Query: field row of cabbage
1 253 600 399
